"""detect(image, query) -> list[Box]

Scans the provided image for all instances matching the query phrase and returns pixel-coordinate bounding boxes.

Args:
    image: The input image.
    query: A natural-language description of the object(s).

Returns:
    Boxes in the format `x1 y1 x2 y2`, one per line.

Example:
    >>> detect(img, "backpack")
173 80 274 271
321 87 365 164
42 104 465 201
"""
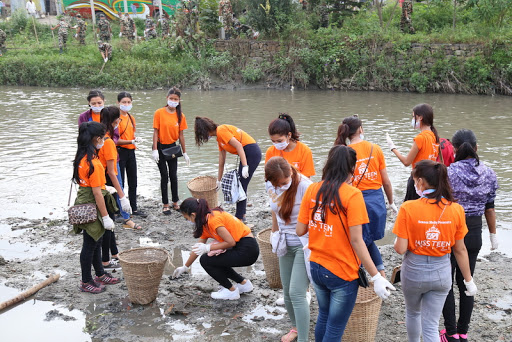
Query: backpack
438 138 455 167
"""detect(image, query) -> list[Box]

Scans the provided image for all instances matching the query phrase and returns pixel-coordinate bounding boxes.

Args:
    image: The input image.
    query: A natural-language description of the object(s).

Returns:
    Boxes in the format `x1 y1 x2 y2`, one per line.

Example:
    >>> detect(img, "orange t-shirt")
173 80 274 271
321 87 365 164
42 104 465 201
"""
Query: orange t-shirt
392 198 468 257
91 112 100 123
412 130 439 168
98 137 118 176
298 182 369 281
216 124 256 155
119 113 136 150
153 108 188 144
78 156 106 189
265 141 316 177
200 211 251 242
349 141 386 191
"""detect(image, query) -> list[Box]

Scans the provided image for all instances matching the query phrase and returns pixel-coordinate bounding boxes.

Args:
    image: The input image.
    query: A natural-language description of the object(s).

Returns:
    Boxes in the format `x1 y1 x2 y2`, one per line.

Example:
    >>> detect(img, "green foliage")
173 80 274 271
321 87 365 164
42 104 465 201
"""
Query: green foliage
199 0 221 38
241 60 264 82
11 9 29 33
245 0 297 37
472 0 512 28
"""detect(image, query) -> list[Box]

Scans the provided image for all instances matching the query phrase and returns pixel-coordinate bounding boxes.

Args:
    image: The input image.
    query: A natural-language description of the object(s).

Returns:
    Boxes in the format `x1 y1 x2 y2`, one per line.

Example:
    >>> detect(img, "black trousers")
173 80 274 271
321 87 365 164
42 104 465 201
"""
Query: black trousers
200 237 260 289
118 147 138 211
103 180 119 262
235 143 261 219
80 230 105 283
442 215 482 335
157 143 179 204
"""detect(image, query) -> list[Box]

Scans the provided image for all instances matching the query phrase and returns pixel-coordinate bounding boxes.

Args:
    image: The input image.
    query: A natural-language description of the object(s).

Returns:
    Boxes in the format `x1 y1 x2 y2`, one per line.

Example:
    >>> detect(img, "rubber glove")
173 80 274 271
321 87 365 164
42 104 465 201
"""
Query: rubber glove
74 33 77 38
102 215 115 230
152 150 159 163
490 233 498 250
119 32 122 37
386 132 396 151
216 180 221 192
183 152 190 166
192 243 211 256
464 277 478 296
133 31 137 37
105 185 117 195
133 137 143 144
241 165 249 179
388 202 398 214
119 196 132 214
371 273 396 300
172 265 190 279
104 57 108 63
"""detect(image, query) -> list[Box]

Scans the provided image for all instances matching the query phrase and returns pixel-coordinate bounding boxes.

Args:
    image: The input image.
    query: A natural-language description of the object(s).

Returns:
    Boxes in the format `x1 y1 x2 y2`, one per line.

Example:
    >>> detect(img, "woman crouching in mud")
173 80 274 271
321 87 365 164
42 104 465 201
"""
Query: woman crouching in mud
172 198 260 300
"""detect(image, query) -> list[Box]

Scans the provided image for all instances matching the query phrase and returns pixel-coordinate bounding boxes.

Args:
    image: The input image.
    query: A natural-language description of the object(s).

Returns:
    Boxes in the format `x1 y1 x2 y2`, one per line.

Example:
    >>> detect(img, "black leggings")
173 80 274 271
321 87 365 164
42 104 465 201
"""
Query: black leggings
103 181 119 262
200 237 260 289
118 147 138 211
80 230 105 283
235 143 261 219
157 143 179 205
442 215 482 335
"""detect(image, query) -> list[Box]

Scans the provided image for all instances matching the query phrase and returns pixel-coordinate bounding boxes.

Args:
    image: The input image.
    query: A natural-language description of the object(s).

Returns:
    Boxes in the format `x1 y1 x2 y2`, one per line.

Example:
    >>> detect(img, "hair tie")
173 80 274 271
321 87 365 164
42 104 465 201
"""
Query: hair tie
435 163 440 169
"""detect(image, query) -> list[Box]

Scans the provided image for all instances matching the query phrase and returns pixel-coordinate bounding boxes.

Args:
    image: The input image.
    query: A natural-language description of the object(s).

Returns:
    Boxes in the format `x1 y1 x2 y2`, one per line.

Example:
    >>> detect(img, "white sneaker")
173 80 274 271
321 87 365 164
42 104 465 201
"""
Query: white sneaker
276 296 285 306
237 279 254 294
306 290 311 305
211 287 240 300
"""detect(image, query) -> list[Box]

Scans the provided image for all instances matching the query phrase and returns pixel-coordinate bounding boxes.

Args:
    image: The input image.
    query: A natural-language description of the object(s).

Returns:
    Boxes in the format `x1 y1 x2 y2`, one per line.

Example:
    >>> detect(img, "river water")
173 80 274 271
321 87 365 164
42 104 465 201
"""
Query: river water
0 86 511 254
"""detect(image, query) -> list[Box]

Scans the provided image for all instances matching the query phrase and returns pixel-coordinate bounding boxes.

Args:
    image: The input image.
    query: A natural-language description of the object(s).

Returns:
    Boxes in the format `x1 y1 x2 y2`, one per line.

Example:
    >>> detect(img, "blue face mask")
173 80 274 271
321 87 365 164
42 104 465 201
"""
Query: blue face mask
120 104 132 112
91 105 104 113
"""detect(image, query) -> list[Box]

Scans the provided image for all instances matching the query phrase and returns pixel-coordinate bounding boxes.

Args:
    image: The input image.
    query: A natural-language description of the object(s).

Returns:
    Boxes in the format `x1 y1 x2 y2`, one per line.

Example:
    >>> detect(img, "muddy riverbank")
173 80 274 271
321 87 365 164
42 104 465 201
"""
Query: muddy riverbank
0 192 511 341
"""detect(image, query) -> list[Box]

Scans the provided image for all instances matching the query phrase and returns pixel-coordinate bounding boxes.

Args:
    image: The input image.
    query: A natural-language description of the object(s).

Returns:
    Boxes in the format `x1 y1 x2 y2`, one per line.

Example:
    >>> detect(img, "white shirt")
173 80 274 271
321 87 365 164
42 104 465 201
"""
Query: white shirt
26 1 36 14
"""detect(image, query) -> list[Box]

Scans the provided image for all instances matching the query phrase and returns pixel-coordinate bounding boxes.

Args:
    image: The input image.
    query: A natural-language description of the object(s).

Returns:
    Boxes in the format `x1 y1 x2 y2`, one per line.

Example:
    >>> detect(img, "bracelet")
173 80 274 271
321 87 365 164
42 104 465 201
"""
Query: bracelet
391 148 397 151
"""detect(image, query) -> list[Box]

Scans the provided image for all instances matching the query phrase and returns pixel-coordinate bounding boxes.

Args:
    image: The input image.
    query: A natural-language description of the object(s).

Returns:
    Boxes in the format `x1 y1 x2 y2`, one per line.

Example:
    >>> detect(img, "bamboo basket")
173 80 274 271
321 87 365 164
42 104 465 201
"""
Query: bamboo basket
187 175 219 208
256 228 282 289
118 247 168 305
342 283 382 341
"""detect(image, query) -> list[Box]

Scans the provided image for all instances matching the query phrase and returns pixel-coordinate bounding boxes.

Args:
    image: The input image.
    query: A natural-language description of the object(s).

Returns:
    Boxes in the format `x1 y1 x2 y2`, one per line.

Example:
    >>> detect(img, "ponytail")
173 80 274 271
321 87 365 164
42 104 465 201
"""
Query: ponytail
268 113 300 141
451 129 479 166
334 123 350 146
167 86 182 125
334 115 362 146
180 197 223 238
412 160 455 206
73 122 106 184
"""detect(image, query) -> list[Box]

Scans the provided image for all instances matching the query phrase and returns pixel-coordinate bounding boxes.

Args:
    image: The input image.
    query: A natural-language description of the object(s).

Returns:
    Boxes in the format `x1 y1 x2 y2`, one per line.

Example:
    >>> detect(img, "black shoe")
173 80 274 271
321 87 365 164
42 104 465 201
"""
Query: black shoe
115 215 124 223
132 210 147 218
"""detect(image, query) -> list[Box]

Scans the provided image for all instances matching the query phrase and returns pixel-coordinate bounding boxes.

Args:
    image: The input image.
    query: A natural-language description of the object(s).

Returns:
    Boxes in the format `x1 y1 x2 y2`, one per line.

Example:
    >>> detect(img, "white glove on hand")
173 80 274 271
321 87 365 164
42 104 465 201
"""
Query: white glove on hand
464 277 478 296
105 185 117 195
152 150 159 163
104 57 108 63
183 152 190 166
241 165 249 179
192 243 211 256
74 33 78 38
371 273 396 300
172 265 190 279
133 31 137 37
119 196 132 214
102 215 115 230
388 202 398 214
119 32 122 37
386 132 396 151
133 137 143 144
490 233 498 250
216 180 221 192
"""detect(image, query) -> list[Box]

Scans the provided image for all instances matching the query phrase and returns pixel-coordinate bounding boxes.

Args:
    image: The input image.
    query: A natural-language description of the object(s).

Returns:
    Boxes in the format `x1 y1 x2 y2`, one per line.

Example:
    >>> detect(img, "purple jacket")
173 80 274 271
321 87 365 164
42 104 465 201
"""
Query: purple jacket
448 158 498 216
78 109 119 143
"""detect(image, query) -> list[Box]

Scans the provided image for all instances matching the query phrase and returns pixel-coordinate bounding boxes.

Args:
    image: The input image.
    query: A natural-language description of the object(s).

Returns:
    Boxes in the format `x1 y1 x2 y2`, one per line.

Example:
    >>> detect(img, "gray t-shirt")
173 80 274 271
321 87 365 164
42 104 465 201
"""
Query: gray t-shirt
266 175 312 247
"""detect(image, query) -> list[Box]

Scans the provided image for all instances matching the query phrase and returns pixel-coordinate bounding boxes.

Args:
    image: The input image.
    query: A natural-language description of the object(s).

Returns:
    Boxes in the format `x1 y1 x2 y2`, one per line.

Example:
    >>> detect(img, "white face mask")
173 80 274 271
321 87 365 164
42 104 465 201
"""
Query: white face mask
113 124 118 130
411 117 421 129
96 141 104 149
414 182 423 197
359 134 365 140
167 100 179 108
273 140 289 151
278 179 292 191
120 104 132 112
91 105 104 113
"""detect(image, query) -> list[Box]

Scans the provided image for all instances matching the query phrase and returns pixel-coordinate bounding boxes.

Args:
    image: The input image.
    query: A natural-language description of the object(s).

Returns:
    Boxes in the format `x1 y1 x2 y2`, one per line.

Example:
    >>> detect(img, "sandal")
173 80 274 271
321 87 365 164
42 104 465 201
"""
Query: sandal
162 207 172 215
123 219 142 230
281 329 298 342
172 202 180 211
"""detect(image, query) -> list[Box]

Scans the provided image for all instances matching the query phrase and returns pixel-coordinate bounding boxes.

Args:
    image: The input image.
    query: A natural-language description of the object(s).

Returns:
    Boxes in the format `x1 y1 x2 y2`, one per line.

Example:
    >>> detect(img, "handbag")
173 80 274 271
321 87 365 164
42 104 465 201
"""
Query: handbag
67 182 97 225
337 211 369 288
161 144 183 160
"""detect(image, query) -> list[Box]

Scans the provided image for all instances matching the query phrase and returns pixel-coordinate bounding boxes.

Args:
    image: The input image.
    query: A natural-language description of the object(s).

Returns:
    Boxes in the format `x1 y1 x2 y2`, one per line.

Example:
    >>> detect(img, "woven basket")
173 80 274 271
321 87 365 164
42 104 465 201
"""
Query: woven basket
118 247 169 305
187 175 219 208
342 284 382 341
256 228 282 289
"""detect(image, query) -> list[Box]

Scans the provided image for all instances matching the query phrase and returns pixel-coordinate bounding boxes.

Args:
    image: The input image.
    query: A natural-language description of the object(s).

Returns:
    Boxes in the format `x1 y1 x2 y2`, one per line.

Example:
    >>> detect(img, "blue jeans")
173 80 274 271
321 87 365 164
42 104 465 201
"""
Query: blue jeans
310 262 359 342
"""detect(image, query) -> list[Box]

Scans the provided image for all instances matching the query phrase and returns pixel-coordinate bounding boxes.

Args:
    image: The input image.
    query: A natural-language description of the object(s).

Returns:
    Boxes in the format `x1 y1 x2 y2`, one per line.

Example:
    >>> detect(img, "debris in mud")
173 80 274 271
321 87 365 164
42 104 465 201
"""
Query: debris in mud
44 309 77 321
0 255 7 265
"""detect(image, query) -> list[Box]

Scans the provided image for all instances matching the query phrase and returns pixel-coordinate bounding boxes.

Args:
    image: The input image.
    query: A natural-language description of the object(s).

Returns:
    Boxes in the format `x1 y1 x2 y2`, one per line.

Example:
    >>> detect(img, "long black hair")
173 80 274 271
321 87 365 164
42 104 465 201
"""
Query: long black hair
194 116 219 146
413 103 440 144
452 129 479 166
180 198 223 238
167 86 182 125
412 160 455 206
73 122 106 184
100 106 120 139
334 115 362 146
268 113 300 141
311 145 357 222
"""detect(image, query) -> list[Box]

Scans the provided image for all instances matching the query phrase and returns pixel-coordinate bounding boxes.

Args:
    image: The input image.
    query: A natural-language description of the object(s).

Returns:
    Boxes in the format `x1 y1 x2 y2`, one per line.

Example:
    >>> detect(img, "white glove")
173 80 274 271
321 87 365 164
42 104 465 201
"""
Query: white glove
371 273 396 300
133 31 137 37
152 149 159 162
388 202 398 214
216 180 221 192
490 233 498 250
386 132 396 151
104 57 108 63
74 33 77 38
119 196 132 214
119 32 122 37
241 165 249 179
172 265 190 279
183 152 190 166
102 215 115 230
133 137 143 144
192 243 211 256
105 185 117 194
464 277 478 296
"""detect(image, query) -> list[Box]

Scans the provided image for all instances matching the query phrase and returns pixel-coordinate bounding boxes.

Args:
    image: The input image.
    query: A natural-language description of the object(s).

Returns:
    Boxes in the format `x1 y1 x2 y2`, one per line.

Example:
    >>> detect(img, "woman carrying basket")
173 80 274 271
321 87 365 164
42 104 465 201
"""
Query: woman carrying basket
194 117 261 222
172 198 260 300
